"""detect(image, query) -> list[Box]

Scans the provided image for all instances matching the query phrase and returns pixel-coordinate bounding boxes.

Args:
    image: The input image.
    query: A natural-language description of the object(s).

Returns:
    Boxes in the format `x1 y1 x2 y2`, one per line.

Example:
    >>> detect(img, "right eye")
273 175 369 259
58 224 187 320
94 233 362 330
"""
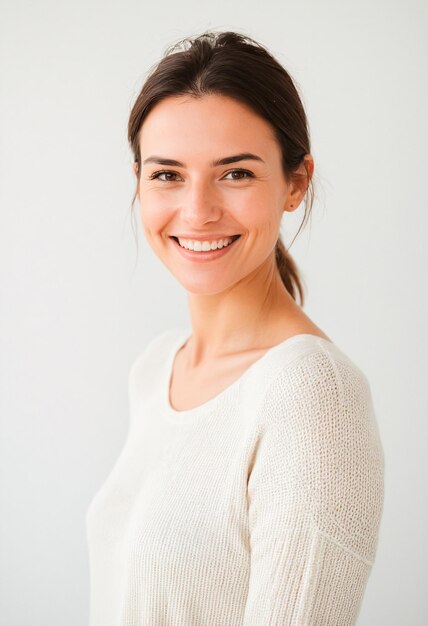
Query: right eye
148 170 182 182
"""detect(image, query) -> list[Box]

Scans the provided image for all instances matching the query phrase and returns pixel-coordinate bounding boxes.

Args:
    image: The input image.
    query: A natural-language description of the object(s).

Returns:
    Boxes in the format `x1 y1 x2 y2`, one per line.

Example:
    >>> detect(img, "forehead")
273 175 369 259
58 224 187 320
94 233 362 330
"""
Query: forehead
138 93 278 157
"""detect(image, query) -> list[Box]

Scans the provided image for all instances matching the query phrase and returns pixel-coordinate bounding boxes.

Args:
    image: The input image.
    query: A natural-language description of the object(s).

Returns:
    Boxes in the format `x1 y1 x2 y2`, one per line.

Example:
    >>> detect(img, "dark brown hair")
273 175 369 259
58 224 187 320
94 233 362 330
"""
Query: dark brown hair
128 30 315 306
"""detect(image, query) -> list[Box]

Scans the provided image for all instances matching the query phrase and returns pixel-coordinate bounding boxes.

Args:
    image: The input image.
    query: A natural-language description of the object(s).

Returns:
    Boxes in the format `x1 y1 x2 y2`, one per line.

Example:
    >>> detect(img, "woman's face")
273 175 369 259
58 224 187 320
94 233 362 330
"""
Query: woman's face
135 93 302 295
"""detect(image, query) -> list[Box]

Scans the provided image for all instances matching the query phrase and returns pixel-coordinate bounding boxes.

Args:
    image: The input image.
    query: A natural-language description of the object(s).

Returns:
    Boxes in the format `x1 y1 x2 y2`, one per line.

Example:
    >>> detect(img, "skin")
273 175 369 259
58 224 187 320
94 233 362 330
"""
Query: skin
133 93 329 409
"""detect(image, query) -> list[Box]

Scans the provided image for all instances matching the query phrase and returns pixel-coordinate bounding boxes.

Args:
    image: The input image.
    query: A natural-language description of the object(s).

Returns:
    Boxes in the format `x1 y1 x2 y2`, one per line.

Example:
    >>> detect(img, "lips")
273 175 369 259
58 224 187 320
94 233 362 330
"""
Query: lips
170 235 241 243
169 234 241 261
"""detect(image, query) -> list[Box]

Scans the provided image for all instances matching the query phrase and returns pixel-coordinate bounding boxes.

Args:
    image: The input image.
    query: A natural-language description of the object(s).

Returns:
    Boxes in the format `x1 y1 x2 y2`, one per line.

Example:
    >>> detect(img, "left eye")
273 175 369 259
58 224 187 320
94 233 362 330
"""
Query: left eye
149 171 181 182
223 169 254 181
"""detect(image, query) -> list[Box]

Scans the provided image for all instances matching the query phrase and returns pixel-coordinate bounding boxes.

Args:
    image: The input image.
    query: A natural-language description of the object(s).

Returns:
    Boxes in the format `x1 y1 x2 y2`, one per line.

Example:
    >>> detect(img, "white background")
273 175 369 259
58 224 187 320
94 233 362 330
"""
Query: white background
1 0 427 624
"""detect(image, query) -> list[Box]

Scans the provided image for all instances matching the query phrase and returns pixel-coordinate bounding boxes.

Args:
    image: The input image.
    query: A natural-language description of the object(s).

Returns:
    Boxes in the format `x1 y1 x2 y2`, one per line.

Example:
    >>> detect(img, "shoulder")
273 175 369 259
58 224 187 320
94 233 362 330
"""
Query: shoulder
252 338 385 562
258 339 385 477
240 334 378 437
128 326 187 392
259 337 375 431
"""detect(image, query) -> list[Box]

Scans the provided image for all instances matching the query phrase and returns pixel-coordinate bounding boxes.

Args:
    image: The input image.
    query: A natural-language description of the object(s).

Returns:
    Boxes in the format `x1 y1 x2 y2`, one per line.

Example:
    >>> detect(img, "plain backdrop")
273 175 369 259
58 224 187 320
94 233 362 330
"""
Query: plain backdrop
1 0 427 624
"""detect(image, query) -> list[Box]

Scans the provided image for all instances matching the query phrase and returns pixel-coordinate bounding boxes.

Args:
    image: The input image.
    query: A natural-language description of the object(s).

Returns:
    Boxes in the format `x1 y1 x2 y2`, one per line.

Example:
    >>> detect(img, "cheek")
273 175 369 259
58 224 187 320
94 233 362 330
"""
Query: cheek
240 200 282 240
139 198 171 239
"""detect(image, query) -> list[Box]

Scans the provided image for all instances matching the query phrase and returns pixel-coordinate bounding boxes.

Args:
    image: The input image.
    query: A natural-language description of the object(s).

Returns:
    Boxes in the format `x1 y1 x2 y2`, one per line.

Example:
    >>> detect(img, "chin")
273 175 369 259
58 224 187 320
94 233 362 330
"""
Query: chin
173 273 238 296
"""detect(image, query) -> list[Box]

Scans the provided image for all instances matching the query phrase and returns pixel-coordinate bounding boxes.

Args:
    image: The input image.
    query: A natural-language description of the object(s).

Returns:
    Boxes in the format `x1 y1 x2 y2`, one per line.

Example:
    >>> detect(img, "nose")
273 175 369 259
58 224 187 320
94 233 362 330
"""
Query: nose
180 176 222 225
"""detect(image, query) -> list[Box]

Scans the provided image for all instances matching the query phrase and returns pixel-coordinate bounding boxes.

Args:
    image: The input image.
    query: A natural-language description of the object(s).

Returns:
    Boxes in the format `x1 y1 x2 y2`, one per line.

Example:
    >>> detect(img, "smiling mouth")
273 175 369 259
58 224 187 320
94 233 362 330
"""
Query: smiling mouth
170 234 241 250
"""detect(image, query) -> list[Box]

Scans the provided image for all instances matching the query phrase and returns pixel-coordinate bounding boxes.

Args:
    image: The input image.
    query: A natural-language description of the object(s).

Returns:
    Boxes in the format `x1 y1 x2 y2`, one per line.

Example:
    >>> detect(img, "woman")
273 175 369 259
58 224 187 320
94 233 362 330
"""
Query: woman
86 31 385 625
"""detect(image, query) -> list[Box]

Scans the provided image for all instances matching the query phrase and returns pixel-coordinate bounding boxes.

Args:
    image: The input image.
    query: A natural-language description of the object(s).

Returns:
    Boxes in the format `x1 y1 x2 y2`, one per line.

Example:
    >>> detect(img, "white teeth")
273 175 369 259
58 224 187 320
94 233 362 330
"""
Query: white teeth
177 236 236 251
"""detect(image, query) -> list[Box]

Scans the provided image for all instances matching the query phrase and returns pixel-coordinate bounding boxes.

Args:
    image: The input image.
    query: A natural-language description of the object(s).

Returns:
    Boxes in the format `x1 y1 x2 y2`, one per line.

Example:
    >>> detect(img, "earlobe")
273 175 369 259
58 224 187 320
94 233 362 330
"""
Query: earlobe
283 200 298 212
283 189 301 212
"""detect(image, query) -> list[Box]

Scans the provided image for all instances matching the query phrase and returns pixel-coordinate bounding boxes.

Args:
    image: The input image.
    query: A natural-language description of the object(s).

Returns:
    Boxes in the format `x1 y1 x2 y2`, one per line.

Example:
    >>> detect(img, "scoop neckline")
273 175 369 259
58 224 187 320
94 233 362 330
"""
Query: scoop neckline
162 329 336 422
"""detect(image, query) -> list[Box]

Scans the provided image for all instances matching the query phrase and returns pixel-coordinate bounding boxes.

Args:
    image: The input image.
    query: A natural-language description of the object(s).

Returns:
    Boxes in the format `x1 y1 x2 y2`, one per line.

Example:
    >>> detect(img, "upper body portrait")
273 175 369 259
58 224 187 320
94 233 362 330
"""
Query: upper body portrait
86 30 385 626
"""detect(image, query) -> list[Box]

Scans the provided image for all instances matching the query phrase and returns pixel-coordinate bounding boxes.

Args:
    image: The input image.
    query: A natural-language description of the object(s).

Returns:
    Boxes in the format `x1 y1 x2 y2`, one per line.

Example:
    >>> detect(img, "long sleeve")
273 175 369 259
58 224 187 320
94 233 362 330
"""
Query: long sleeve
243 348 385 625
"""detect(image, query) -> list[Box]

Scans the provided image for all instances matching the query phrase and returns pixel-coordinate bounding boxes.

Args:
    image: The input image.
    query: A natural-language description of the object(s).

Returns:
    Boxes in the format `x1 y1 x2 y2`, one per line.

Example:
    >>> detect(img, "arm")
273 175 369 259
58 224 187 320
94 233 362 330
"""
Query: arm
243 350 385 625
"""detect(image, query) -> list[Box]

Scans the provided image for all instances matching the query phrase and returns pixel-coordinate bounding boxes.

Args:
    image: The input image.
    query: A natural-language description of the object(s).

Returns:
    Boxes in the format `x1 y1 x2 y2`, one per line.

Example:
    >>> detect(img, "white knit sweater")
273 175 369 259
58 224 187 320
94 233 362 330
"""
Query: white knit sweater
86 328 385 626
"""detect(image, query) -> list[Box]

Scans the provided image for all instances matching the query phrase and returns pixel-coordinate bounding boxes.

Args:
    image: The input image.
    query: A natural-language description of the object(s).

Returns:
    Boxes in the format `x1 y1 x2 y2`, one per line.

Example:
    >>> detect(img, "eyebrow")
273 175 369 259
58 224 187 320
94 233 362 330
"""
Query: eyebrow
142 152 265 167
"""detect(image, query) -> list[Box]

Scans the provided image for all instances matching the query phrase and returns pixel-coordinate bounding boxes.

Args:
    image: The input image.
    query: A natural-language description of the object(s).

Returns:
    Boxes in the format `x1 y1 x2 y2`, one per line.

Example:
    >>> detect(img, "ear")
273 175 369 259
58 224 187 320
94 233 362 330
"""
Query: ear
283 154 314 212
132 161 139 178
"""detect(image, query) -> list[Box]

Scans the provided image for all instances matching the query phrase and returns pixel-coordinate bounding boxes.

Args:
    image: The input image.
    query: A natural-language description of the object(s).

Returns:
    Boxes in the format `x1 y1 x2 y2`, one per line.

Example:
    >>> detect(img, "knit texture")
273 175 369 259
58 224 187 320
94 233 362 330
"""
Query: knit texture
86 328 385 625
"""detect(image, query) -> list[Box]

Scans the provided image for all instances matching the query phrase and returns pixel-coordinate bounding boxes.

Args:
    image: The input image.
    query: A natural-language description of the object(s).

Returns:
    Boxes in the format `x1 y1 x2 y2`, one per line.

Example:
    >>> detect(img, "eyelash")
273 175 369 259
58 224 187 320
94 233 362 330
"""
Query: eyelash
147 168 255 183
